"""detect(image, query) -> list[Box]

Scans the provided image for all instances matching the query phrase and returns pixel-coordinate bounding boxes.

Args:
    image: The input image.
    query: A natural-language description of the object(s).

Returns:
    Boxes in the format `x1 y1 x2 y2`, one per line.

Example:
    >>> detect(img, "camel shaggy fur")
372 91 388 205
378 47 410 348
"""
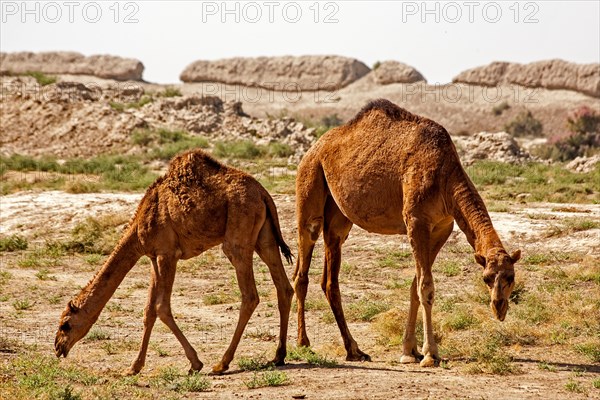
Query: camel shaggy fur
293 99 520 367
55 149 294 375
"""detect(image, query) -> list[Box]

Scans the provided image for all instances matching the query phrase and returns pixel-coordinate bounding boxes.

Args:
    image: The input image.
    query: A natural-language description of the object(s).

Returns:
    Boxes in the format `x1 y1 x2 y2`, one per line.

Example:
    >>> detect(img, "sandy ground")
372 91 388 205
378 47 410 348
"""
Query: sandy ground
1 191 599 399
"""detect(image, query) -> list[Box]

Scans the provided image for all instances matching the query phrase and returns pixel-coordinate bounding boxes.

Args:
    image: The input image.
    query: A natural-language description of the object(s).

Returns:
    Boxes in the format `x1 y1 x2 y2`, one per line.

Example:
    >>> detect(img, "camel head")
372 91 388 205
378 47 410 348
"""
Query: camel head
55 300 92 358
475 249 521 321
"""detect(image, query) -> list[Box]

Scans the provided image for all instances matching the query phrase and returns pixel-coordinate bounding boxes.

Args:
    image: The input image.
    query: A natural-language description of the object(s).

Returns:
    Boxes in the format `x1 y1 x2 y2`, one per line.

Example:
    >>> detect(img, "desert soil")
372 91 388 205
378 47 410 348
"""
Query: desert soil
0 191 599 399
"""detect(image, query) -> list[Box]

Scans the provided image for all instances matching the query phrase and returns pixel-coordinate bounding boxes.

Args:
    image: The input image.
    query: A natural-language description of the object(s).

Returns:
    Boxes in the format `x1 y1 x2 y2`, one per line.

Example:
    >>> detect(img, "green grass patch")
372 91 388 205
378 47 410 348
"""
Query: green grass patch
287 346 338 367
110 95 153 111
565 379 586 394
441 307 479 331
377 249 412 268
346 298 391 322
1 353 99 398
132 128 210 160
13 299 33 311
158 87 182 98
574 342 600 363
85 328 111 341
213 140 264 159
465 161 600 203
465 337 519 375
0 234 28 252
244 369 289 389
24 71 57 86
0 153 157 194
238 355 273 371
436 260 461 277
173 372 211 393
203 292 236 305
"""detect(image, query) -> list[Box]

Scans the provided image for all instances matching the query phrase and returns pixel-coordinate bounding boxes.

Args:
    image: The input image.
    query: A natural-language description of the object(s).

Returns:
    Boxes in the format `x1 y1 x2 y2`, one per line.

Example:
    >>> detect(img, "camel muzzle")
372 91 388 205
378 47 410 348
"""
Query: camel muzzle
492 299 508 321
54 336 70 358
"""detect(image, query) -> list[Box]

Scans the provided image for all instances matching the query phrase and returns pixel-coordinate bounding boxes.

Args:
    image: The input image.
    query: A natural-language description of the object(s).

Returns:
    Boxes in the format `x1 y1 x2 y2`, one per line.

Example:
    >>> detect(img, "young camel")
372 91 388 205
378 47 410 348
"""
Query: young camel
294 99 521 367
55 149 294 375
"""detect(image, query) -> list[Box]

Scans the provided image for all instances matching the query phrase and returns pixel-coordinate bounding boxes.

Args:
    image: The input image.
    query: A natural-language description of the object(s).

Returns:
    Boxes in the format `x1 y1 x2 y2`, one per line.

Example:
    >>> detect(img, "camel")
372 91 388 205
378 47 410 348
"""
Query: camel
55 149 294 375
293 99 521 367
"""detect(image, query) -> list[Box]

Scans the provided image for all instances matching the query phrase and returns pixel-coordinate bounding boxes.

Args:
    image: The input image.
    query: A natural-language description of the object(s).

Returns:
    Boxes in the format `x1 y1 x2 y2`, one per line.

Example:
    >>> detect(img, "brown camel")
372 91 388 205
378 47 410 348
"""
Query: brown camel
294 99 521 367
55 149 294 375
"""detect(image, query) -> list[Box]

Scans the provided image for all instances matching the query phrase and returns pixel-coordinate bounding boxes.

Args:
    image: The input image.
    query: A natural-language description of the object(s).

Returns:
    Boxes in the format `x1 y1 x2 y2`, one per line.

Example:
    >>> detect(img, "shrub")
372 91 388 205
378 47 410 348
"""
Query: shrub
25 71 56 86
492 101 510 116
314 114 343 138
567 105 600 134
159 87 182 98
0 235 28 252
533 106 600 161
504 110 543 137
213 140 264 159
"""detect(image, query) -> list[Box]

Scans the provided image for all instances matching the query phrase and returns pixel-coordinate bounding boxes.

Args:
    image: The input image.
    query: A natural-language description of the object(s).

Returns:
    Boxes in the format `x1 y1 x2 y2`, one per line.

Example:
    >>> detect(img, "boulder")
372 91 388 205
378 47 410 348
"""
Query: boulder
454 131 532 165
453 59 600 98
180 55 370 91
566 155 600 173
0 51 144 81
372 61 426 84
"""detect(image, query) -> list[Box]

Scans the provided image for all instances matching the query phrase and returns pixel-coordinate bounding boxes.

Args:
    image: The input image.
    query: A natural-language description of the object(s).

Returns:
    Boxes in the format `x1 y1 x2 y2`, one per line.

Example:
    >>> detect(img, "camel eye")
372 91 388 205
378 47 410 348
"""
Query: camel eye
483 275 495 286
506 275 514 285
60 322 71 331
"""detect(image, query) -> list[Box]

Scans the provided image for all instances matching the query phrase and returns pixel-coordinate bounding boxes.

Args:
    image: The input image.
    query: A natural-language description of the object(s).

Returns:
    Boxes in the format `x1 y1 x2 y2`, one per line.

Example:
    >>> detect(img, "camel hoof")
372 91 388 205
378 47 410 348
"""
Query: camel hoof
400 355 419 364
346 350 371 362
271 357 286 367
210 363 229 375
298 337 311 348
420 354 439 367
123 367 141 376
188 361 204 375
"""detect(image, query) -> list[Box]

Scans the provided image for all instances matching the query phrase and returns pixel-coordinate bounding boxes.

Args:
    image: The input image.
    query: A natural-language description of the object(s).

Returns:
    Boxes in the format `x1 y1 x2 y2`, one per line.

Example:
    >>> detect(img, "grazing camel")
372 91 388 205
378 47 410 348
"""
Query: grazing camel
55 149 294 375
294 99 521 367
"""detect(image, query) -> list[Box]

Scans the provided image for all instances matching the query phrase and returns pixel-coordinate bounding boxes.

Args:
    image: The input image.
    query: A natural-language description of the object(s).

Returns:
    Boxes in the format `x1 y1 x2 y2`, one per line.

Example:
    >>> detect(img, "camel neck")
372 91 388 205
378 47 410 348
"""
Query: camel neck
76 230 141 321
448 167 504 255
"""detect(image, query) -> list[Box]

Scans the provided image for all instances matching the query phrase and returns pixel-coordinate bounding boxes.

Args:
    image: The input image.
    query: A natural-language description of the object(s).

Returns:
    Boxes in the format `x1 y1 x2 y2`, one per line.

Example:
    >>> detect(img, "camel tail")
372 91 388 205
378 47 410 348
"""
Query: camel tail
263 194 293 265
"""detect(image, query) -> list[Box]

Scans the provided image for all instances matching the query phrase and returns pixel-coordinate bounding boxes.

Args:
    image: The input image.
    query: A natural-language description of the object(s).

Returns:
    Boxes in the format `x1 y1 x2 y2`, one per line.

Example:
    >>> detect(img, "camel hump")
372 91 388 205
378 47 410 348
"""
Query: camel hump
346 98 421 126
169 149 224 175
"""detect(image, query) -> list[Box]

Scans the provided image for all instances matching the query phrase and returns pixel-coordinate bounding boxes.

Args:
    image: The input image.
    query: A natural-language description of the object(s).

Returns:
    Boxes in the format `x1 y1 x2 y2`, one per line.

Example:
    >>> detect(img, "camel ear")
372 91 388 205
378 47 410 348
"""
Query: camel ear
474 254 486 267
510 250 521 264
68 300 79 313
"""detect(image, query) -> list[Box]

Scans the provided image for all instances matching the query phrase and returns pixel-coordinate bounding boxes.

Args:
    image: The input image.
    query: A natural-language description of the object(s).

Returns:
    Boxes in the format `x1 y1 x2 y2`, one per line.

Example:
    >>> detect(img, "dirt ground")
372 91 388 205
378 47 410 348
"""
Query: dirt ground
1 191 599 399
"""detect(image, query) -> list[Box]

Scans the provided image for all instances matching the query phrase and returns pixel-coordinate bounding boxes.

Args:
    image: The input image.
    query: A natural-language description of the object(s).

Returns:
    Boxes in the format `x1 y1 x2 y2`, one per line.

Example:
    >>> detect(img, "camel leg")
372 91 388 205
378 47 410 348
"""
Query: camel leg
321 199 369 361
294 162 327 347
400 221 453 364
400 275 423 363
212 243 258 374
295 228 318 347
255 222 294 366
404 214 453 367
154 254 203 374
126 257 159 375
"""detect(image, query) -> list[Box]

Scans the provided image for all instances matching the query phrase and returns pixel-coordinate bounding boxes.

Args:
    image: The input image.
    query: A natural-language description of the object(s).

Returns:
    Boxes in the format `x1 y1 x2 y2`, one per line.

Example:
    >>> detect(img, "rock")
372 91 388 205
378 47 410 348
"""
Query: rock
453 59 600 98
372 61 426 85
0 51 144 81
180 55 370 91
0 79 316 161
566 155 600 173
453 61 509 87
454 131 532 165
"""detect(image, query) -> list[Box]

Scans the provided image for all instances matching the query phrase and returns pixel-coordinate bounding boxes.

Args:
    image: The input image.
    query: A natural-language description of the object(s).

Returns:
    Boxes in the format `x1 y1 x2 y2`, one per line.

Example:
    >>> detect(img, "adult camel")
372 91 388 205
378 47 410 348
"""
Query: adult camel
293 99 520 367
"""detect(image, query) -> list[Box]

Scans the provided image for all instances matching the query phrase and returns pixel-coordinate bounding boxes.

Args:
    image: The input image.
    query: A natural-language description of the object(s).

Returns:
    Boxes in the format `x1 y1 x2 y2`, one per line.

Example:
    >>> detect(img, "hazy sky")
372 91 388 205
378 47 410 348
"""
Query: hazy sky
1 1 599 83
